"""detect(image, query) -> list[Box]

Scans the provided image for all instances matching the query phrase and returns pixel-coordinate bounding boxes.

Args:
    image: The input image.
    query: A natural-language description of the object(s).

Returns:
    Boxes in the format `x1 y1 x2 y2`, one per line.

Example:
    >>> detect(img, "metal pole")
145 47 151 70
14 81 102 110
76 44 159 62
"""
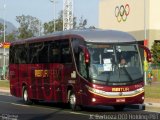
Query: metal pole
144 0 147 85
50 0 56 32
3 0 6 80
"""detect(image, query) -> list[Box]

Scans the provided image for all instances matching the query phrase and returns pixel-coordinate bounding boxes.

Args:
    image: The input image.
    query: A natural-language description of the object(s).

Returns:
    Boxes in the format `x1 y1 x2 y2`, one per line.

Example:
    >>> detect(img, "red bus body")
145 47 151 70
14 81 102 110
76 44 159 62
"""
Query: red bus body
9 30 150 110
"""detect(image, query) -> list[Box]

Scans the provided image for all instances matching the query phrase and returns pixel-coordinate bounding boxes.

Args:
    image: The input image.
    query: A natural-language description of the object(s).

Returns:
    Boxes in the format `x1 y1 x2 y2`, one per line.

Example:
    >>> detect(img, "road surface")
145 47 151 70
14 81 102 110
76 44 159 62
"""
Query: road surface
0 95 159 120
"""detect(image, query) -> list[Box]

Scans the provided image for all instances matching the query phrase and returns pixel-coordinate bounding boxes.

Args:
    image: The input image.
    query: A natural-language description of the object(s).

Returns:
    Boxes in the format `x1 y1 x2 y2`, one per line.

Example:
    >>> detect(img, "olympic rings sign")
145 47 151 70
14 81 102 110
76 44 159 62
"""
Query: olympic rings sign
115 4 130 23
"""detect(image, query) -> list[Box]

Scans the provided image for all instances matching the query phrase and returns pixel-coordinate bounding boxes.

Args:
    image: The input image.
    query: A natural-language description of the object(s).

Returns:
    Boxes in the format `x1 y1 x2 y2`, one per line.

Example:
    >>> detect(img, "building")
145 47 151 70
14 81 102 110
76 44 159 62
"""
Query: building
99 0 160 49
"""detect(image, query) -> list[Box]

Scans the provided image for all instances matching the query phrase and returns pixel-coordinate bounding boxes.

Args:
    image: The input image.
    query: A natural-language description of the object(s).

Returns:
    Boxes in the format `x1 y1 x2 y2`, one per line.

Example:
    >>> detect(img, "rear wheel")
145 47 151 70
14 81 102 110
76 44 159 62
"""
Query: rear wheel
22 86 32 105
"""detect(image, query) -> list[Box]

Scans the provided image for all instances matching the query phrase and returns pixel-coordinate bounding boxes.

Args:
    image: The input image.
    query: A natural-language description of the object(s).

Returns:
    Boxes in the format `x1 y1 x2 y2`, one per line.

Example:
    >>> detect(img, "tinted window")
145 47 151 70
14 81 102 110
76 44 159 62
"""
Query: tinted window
60 40 72 63
10 44 28 64
49 39 72 63
29 42 49 64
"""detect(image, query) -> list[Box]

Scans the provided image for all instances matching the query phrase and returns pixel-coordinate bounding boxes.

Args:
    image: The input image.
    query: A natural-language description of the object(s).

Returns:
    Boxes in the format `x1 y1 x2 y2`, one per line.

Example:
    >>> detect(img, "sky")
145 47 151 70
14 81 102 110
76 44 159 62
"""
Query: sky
0 0 99 28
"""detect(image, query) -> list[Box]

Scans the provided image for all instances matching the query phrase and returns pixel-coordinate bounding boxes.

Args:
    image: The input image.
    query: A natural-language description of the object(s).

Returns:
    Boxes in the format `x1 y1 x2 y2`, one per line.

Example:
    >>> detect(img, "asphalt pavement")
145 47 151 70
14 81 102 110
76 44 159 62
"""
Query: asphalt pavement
0 94 159 120
0 88 160 112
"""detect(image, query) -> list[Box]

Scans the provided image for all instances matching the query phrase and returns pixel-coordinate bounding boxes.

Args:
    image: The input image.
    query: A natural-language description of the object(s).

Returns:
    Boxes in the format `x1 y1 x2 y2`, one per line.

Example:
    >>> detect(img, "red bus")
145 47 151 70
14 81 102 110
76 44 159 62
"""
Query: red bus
9 29 151 111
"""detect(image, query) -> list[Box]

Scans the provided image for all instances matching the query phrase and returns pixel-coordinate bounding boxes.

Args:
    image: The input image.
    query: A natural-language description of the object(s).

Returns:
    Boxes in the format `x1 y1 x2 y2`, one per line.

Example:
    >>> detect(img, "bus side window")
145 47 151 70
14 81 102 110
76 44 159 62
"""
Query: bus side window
60 40 72 63
9 46 16 64
49 41 61 63
38 42 49 63
14 45 28 64
29 43 38 63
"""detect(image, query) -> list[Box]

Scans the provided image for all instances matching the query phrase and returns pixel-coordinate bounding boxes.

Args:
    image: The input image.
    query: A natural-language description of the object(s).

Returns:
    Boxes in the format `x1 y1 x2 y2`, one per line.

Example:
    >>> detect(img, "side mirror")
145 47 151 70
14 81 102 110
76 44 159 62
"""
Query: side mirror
79 45 90 64
139 45 152 62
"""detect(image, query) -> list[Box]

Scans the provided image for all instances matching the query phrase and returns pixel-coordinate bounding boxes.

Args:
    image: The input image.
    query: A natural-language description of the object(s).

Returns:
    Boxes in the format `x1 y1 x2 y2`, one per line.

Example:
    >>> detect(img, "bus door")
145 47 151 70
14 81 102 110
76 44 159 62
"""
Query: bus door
71 46 89 105
77 46 91 105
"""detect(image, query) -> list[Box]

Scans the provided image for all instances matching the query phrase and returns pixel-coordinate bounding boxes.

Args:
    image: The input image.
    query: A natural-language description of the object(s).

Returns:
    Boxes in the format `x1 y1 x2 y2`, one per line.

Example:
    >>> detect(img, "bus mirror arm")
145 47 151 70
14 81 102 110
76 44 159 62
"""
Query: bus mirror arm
139 45 152 62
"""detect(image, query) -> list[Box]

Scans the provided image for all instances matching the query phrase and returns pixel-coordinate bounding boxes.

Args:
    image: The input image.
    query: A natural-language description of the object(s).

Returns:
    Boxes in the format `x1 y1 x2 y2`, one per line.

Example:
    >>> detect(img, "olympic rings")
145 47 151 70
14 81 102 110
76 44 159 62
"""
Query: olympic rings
115 4 130 23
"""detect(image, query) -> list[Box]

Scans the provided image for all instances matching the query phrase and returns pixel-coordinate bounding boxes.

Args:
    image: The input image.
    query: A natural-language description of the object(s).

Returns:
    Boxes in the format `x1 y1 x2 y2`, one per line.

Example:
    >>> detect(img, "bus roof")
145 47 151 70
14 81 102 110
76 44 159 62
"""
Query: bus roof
11 29 137 45
60 29 136 43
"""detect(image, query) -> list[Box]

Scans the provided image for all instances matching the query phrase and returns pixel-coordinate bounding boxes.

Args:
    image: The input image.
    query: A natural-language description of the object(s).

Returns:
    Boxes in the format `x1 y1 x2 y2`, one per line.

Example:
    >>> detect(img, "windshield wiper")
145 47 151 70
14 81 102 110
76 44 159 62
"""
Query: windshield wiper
122 66 133 82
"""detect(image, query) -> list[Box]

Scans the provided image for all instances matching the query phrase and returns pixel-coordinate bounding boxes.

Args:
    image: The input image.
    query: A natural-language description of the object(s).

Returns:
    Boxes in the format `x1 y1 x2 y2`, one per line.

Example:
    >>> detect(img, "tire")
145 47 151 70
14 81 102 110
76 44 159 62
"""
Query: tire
69 90 81 111
22 86 32 105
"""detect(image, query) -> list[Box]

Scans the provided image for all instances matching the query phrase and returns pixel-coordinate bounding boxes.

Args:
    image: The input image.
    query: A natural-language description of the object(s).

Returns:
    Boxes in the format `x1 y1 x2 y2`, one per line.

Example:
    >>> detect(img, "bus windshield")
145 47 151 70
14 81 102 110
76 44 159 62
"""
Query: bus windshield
87 43 143 85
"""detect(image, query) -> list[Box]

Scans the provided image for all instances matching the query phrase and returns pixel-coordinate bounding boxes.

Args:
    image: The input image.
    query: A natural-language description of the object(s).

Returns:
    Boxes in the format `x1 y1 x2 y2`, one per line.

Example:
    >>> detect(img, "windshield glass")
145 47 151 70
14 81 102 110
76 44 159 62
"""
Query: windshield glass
87 43 143 85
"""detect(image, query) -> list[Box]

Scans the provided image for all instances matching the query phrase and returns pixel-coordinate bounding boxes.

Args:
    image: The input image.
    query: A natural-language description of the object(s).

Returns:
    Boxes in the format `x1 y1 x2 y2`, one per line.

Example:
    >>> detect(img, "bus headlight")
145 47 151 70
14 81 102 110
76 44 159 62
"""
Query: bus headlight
136 87 144 93
92 98 96 102
86 85 107 96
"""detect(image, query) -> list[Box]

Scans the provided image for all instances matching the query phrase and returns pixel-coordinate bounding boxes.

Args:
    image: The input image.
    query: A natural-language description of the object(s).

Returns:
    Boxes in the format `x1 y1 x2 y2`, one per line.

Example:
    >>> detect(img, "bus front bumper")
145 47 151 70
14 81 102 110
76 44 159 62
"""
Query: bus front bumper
83 86 144 106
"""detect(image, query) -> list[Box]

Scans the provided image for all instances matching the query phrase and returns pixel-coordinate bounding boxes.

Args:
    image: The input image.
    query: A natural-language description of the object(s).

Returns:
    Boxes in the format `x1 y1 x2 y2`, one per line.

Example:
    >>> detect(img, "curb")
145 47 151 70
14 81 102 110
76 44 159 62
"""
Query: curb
145 102 160 108
0 89 10 96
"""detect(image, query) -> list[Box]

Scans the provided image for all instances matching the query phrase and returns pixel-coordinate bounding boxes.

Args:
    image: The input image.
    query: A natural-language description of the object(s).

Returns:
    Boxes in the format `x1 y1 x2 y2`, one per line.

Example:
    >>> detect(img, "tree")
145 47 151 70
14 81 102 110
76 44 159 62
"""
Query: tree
43 11 63 34
16 15 41 39
78 16 87 29
151 42 160 65
0 23 4 31
6 33 16 42
0 23 17 42
0 23 3 42
43 11 90 34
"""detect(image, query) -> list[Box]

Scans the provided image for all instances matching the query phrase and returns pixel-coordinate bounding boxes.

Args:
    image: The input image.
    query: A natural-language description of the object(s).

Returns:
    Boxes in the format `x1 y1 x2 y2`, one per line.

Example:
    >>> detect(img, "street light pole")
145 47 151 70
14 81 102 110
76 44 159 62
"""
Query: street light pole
50 0 56 32
3 0 6 80
144 0 147 85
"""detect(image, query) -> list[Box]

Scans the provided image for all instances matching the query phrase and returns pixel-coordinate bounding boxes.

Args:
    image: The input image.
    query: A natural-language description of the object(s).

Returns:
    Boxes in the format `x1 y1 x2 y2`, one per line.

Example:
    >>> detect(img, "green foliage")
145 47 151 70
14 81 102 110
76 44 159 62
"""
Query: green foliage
78 16 87 29
0 23 4 31
0 23 16 42
16 14 41 39
151 42 160 65
16 11 95 38
43 10 91 34
43 11 63 34
0 23 4 42
0 33 16 42
6 33 16 42
0 80 9 88
145 83 160 99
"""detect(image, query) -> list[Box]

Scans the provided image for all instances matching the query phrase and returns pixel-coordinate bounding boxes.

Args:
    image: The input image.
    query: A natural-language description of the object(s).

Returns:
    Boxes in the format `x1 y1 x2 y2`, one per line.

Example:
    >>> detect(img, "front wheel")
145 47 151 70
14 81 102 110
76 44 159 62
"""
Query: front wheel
69 90 81 111
22 86 32 105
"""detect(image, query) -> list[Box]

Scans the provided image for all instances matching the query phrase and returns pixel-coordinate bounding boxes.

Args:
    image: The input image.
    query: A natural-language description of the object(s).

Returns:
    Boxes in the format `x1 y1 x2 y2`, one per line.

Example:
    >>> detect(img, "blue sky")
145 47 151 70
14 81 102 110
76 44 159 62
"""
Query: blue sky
0 0 99 28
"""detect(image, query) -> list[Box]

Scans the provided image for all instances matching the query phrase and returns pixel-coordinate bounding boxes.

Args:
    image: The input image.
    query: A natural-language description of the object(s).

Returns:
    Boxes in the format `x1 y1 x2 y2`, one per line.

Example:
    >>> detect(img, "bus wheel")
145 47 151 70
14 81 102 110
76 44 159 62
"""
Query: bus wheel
69 90 81 111
113 105 125 111
22 86 32 105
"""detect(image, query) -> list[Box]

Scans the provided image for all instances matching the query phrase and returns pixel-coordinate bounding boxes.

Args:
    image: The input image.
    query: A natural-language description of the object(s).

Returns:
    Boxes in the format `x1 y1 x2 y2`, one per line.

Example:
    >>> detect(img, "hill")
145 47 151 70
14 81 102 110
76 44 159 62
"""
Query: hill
0 18 17 34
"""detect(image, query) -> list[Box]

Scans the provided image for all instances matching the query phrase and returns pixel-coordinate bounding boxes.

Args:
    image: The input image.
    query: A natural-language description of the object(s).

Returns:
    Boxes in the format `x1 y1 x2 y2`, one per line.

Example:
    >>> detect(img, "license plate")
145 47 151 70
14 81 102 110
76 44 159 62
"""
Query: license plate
116 98 125 102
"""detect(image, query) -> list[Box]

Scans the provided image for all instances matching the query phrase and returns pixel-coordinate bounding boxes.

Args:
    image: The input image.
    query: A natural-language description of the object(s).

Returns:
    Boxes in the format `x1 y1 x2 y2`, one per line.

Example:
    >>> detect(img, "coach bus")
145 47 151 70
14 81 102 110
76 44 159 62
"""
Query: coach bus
9 29 151 111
